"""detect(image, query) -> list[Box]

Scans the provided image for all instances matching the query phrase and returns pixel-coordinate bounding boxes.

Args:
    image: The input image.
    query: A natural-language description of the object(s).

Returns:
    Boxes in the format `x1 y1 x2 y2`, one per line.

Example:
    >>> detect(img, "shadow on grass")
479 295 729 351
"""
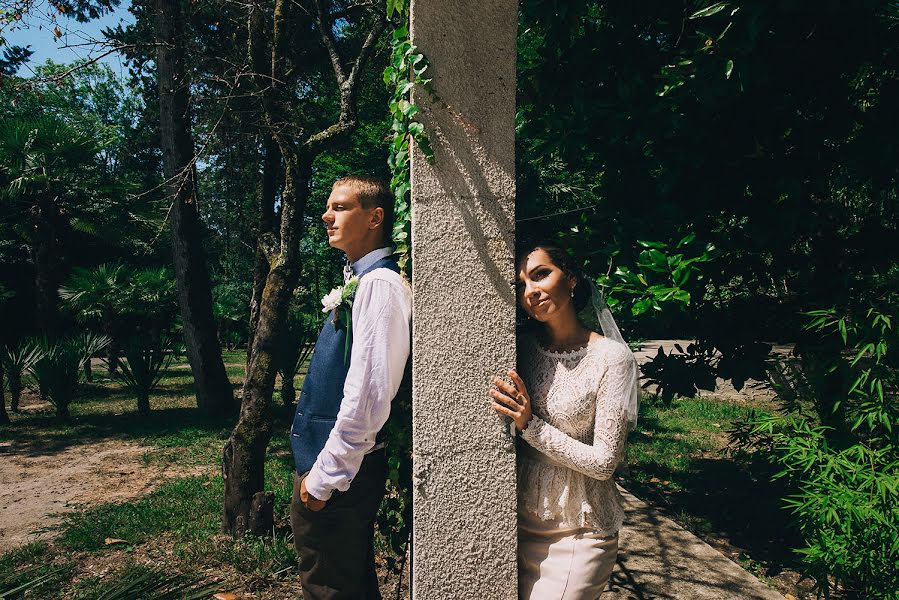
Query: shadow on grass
624 397 801 577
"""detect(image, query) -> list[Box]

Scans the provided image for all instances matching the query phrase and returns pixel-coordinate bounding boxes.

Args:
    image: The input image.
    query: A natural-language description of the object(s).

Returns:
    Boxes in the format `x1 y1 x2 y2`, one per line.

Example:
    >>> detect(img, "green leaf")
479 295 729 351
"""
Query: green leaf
725 59 734 79
676 232 696 247
690 2 728 19
632 298 653 315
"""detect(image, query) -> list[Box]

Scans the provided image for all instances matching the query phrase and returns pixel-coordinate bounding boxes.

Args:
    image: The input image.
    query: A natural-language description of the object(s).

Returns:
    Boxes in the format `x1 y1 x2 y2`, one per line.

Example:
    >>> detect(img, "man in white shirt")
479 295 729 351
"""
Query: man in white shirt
289 176 411 599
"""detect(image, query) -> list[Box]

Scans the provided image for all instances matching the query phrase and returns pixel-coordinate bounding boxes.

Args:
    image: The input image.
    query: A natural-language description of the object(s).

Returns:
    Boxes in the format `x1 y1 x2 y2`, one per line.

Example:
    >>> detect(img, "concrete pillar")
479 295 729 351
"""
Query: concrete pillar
410 1 518 598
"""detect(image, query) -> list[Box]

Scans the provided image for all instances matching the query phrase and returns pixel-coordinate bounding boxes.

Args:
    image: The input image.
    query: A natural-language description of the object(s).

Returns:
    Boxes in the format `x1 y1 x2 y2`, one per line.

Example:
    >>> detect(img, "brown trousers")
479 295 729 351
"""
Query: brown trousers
290 449 387 600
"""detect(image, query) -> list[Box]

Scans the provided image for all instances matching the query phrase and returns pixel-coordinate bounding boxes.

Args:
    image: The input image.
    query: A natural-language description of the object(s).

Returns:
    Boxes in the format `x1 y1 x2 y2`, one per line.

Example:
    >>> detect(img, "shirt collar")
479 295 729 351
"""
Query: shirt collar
351 246 394 276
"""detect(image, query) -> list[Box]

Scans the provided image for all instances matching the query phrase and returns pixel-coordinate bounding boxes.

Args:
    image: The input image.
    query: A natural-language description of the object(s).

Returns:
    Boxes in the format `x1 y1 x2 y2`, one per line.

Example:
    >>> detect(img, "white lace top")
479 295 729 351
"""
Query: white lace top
518 334 637 535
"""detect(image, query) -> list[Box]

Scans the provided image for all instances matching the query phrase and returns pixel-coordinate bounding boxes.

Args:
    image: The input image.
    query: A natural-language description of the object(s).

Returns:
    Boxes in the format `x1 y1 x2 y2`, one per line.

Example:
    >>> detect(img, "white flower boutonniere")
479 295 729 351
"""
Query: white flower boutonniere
321 276 360 361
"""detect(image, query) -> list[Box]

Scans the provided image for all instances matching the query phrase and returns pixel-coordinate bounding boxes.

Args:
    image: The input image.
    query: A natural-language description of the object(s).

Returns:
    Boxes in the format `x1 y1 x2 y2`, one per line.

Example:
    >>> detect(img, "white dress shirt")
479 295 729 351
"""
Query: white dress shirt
303 247 412 501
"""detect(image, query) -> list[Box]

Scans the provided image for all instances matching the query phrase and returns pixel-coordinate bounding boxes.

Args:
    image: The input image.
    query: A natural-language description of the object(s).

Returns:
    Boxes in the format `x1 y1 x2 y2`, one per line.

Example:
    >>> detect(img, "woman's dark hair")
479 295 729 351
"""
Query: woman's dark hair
515 240 592 313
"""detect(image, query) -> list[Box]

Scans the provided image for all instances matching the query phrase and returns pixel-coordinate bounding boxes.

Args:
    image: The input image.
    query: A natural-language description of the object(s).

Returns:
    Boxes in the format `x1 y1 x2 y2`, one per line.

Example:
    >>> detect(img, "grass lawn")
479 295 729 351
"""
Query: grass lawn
623 393 813 597
1 350 805 598
0 351 362 599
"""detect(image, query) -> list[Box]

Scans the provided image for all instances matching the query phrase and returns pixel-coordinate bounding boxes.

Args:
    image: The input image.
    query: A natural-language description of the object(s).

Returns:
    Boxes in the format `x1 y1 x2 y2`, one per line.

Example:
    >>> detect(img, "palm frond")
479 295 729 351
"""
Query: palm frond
91 564 229 600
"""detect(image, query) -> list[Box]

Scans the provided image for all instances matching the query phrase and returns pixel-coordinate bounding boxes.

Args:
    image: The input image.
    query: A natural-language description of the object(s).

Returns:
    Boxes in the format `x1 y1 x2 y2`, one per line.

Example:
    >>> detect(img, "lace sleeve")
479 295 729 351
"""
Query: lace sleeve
520 343 637 481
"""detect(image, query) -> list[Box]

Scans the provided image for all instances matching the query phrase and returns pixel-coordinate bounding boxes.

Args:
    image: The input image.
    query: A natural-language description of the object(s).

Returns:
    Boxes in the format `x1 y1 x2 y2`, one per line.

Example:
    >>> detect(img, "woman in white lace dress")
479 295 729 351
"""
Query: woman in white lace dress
491 243 639 600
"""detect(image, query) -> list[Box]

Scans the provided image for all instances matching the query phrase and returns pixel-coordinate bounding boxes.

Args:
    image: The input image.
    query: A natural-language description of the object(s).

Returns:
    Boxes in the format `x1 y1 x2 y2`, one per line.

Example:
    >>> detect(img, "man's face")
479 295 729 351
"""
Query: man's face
321 185 378 255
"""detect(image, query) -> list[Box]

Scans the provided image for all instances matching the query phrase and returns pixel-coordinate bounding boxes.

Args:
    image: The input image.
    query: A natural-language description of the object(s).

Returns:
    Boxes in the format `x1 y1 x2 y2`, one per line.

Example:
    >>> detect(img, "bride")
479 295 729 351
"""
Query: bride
490 241 640 600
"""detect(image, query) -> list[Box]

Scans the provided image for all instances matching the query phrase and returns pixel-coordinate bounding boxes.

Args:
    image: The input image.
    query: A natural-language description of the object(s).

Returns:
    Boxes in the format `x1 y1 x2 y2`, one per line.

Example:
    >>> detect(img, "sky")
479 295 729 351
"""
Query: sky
2 1 135 77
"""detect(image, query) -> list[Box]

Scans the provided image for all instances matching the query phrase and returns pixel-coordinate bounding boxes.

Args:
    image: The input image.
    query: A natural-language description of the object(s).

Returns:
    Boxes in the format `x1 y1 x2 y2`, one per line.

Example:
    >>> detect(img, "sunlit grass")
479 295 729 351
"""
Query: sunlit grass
626 394 761 482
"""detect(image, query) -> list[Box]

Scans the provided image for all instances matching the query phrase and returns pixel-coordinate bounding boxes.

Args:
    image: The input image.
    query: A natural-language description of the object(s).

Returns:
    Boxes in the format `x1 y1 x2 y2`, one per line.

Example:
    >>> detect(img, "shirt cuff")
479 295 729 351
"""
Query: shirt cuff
302 468 335 502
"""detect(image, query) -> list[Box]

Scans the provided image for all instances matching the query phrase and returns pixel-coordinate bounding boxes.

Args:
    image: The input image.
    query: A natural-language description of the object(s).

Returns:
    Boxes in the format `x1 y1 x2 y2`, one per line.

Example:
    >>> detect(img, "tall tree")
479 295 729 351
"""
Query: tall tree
0 361 8 425
221 0 386 536
155 0 234 415
0 115 98 336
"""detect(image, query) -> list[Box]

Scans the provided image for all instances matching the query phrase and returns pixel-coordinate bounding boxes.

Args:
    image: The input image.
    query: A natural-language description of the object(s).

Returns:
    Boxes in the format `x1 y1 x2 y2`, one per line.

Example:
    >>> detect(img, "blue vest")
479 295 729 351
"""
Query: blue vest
290 256 401 475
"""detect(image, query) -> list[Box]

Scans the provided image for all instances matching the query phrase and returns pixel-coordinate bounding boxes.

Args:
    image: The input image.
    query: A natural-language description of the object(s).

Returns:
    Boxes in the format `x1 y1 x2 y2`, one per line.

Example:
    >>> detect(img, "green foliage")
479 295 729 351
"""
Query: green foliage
59 263 130 325
1 340 42 411
25 333 109 420
72 563 226 600
59 263 179 413
803 305 898 439
375 0 427 573
108 333 176 415
731 300 899 598
0 550 72 600
384 0 433 272
595 234 719 317
0 115 97 200
58 476 223 551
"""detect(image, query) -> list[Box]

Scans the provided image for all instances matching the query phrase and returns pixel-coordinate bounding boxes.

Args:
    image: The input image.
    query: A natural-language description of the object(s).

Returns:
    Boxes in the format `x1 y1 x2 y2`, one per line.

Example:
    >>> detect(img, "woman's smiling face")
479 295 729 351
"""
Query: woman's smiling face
516 248 576 322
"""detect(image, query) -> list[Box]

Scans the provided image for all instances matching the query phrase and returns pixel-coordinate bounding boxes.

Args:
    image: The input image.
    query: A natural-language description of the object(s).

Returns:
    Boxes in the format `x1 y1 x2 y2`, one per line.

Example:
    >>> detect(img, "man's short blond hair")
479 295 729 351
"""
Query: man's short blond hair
333 176 394 242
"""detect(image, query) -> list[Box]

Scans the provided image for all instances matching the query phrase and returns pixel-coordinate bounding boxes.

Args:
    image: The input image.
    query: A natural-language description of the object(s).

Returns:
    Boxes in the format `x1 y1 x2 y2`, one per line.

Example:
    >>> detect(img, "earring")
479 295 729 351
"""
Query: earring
570 287 575 298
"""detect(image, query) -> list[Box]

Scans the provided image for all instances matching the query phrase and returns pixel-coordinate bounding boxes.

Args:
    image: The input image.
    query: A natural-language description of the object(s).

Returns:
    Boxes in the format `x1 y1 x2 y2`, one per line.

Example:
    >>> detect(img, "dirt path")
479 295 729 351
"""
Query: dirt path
0 437 202 553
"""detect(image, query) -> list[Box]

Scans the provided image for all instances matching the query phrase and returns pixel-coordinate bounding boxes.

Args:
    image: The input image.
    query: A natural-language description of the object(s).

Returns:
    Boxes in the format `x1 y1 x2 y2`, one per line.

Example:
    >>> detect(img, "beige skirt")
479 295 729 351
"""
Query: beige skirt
518 510 618 600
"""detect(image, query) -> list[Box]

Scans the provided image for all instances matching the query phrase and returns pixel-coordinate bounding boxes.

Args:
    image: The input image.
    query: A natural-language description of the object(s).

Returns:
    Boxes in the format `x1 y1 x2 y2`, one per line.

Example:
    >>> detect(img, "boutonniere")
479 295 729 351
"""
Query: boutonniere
321 276 360 361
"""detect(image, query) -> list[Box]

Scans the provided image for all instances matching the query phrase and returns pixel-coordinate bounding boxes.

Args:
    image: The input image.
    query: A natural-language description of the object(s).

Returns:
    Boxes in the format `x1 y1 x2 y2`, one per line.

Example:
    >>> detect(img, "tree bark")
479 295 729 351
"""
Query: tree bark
31 193 58 337
223 154 308 536
137 390 151 415
9 370 21 412
246 135 280 366
280 374 296 407
0 362 9 424
155 0 235 416
247 491 274 535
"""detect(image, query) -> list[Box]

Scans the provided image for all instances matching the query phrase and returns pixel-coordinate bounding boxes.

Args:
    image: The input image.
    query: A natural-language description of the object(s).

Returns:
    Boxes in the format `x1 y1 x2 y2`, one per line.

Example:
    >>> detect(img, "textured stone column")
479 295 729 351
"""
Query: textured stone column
410 1 517 598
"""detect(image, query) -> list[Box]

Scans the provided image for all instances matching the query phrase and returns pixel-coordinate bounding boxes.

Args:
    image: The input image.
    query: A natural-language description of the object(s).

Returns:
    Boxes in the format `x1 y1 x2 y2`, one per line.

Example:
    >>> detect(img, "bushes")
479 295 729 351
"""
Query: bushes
731 299 898 599
109 333 175 415
26 333 110 420
61 264 179 414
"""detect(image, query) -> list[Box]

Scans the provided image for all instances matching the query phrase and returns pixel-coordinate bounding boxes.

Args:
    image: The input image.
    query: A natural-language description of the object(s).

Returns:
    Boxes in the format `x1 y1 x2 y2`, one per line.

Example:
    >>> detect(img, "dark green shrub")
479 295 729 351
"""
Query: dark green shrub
732 301 898 599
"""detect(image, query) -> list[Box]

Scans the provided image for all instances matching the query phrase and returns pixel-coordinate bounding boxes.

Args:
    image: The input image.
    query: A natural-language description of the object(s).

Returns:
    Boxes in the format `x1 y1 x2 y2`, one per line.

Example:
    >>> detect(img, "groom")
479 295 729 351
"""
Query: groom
290 175 411 599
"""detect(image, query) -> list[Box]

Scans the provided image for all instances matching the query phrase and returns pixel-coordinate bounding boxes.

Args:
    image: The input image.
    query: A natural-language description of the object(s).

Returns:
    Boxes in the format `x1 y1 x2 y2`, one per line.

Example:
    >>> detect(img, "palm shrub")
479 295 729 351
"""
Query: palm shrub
731 298 899 599
59 262 130 375
107 333 175 415
1 341 44 412
26 333 110 420
106 267 179 414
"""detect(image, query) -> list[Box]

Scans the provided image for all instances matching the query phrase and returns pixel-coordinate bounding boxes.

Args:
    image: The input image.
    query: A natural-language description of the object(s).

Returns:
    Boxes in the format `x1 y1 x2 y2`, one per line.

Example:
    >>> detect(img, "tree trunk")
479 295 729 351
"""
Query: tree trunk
137 390 150 415
0 362 9 424
84 358 93 382
247 135 280 367
9 370 21 412
223 154 308 536
156 0 235 416
281 374 296 408
223 0 384 536
31 193 58 337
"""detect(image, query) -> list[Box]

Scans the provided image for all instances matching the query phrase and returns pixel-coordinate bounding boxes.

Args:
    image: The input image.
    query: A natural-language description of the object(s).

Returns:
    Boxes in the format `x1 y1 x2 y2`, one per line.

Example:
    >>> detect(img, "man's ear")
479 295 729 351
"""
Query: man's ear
369 206 384 230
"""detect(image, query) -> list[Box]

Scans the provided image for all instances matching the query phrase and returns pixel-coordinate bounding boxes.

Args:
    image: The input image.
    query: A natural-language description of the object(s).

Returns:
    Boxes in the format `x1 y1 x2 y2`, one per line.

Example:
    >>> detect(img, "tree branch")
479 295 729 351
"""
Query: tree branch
303 4 386 154
313 0 347 86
